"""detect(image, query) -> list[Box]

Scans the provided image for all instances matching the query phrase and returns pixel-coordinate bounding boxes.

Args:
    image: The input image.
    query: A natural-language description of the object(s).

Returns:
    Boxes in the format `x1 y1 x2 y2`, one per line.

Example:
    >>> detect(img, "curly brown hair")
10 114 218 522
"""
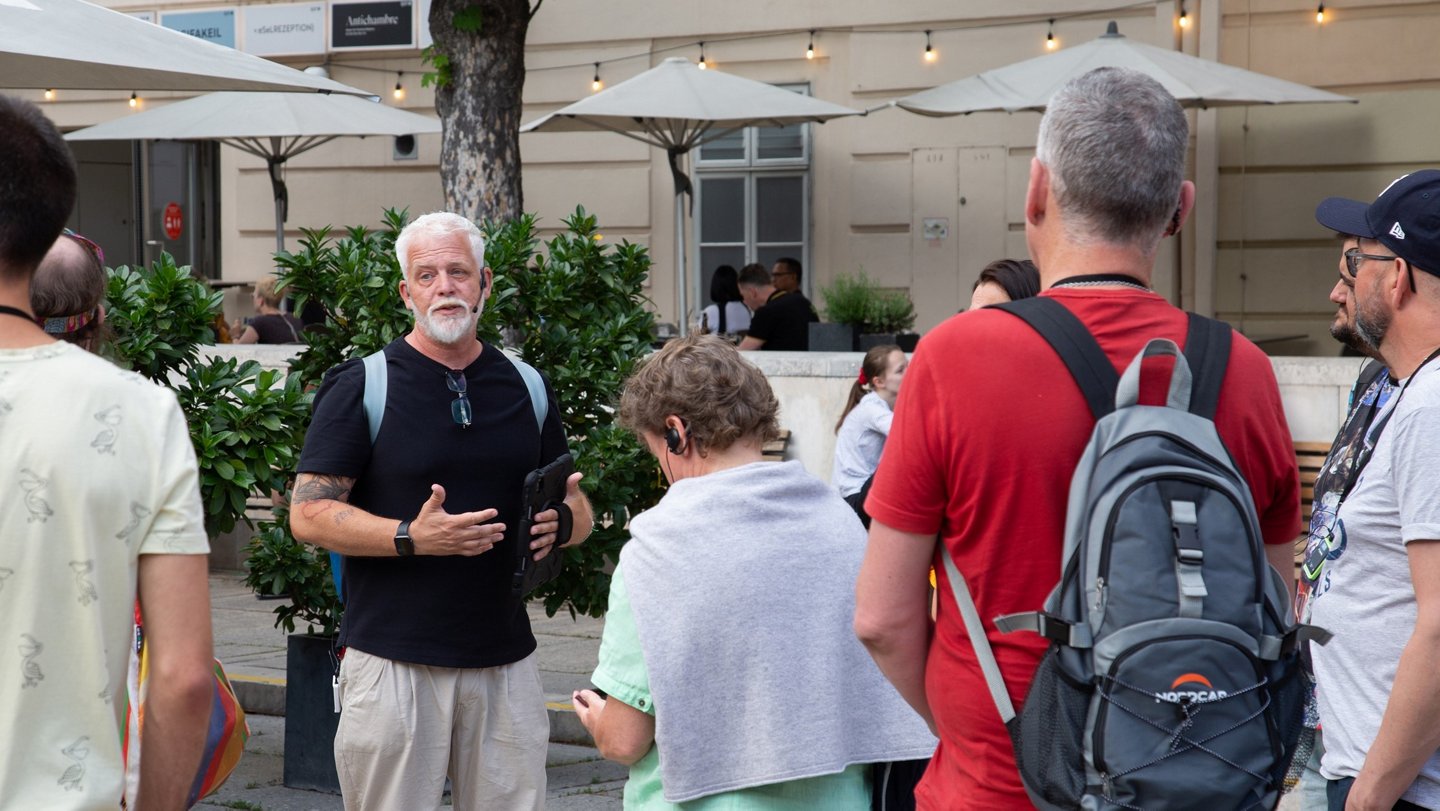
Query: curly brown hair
618 334 780 455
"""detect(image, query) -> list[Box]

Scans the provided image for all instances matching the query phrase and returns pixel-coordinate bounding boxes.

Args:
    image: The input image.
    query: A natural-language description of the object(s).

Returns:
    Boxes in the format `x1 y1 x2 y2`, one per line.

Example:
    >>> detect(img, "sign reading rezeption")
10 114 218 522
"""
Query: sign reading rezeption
244 3 325 56
330 0 413 50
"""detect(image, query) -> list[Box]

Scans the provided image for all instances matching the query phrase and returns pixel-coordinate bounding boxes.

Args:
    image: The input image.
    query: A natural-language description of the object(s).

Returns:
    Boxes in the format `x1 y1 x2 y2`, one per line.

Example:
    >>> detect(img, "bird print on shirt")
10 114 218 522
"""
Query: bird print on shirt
116 502 149 545
0 568 12 594
57 737 89 792
19 634 44 687
20 469 53 523
91 406 121 455
69 561 97 606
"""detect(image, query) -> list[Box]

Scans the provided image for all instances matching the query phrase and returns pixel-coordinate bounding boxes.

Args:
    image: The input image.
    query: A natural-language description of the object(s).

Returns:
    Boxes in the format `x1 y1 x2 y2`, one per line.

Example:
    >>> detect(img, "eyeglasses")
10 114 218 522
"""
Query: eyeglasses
446 370 471 428
772 270 796 277
1344 247 1398 277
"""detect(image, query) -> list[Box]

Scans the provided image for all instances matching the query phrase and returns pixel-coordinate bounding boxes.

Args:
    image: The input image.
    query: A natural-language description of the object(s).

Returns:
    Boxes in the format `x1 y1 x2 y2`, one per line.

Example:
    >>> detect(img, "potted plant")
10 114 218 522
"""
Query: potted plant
859 288 918 351
816 271 918 352
812 273 869 351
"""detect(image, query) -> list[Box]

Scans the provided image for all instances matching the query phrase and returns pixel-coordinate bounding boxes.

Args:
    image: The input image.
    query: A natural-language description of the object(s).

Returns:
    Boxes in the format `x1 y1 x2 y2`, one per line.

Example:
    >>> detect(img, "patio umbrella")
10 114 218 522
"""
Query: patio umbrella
892 21 1354 115
0 0 365 95
521 56 862 332
67 92 442 252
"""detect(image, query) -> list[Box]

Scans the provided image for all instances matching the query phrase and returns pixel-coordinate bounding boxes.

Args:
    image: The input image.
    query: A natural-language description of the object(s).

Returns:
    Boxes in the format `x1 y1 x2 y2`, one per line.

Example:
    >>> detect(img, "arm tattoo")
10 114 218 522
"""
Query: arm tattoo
293 474 355 504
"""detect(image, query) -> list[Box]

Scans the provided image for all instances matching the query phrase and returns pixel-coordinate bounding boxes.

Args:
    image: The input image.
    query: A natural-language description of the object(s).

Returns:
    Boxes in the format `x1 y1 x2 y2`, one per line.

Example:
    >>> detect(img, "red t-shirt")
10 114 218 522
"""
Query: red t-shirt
865 288 1300 810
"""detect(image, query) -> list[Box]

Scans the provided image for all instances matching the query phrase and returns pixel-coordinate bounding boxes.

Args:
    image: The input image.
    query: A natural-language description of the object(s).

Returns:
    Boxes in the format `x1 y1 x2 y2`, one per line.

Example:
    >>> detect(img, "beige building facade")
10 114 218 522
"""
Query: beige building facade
27 0 1440 353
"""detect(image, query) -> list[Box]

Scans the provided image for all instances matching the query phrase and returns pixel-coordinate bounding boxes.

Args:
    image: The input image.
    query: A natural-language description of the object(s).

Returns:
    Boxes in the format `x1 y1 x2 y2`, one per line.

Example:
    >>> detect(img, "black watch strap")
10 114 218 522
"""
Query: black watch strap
394 519 414 557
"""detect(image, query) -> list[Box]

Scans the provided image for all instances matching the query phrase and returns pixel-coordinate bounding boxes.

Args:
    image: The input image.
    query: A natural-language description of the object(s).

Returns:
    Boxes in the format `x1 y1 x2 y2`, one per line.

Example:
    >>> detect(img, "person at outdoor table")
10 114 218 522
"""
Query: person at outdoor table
233 275 304 344
572 334 935 809
698 264 750 338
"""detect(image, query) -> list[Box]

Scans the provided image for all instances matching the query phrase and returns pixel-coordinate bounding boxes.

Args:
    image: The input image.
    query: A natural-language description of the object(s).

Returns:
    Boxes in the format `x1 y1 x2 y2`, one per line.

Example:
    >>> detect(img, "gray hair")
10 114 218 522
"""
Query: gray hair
1035 67 1189 252
394 212 486 278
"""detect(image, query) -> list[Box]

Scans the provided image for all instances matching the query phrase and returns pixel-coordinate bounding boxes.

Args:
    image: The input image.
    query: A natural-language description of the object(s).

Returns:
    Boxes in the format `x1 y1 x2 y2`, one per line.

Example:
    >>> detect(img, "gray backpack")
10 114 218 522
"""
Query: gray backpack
944 298 1328 810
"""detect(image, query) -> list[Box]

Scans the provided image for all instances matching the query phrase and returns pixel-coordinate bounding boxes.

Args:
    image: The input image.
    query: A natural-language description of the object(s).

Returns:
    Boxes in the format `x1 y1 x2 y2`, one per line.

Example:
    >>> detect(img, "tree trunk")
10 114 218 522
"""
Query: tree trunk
430 0 530 224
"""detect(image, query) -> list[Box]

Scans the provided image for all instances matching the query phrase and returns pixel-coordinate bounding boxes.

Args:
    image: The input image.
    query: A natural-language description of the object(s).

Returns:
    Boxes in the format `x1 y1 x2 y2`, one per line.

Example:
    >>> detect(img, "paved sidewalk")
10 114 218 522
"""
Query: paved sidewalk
206 570 625 809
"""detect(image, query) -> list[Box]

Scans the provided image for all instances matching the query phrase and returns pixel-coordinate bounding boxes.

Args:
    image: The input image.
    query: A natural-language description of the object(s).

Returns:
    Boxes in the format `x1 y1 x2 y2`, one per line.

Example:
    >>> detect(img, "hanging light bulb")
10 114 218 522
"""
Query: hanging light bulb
129 92 138 109
591 63 603 92
1179 3 1190 27
697 41 707 69
393 72 405 101
43 88 54 101
806 30 815 60
1046 19 1058 50
923 30 937 62
1315 3 1326 23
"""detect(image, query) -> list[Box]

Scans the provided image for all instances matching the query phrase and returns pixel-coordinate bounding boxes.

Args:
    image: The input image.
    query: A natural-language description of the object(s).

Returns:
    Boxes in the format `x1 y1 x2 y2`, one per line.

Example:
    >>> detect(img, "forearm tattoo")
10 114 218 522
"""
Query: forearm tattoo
293 473 354 503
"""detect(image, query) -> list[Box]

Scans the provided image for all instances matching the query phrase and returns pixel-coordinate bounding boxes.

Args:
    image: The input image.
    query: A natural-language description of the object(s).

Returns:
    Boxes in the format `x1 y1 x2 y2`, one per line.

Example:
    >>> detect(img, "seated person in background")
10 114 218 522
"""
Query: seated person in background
832 343 906 528
572 335 935 810
31 229 109 351
698 264 750 338
968 257 1040 310
233 275 305 344
737 262 817 351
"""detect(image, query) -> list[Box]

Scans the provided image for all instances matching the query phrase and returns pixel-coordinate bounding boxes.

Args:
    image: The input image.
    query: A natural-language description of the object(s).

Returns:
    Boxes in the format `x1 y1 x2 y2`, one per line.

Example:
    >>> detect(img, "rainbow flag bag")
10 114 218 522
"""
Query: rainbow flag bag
121 604 249 808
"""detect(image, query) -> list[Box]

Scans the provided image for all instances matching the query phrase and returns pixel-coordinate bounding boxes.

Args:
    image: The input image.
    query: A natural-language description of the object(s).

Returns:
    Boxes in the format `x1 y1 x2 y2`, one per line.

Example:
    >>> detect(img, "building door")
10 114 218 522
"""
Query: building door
909 146 1006 327
68 140 139 269
142 141 221 278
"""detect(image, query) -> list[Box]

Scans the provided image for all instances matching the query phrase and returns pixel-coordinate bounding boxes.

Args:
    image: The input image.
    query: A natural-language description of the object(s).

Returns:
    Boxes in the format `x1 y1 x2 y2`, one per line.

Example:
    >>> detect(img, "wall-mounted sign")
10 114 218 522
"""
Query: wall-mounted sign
243 2 324 56
163 202 184 241
127 10 156 23
160 8 237 48
330 0 413 51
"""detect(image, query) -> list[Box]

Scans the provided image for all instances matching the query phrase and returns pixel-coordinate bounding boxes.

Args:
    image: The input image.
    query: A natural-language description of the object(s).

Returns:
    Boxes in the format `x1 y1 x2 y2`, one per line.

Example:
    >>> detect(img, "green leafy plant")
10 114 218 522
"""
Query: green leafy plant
105 254 220 382
819 271 916 334
481 207 667 617
104 255 313 546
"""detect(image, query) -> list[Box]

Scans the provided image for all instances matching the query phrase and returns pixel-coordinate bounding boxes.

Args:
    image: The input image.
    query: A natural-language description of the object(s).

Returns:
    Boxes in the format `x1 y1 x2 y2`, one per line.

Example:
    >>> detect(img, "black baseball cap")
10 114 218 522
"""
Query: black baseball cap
1315 170 1440 276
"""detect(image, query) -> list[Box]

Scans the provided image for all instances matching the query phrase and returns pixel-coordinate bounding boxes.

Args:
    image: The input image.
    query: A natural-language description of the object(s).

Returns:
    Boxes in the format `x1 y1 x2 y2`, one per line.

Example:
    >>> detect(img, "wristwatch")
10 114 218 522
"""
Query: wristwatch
394 520 414 557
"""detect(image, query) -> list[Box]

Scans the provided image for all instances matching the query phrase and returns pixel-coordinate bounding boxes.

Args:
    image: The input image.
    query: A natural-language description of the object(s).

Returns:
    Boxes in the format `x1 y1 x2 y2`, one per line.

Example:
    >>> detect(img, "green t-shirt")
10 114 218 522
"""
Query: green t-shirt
592 565 871 810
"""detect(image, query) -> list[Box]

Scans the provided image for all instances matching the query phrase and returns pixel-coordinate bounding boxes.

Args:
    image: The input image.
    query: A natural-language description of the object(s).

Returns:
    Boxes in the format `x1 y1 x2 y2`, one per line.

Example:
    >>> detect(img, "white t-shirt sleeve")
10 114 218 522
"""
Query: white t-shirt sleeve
138 393 209 556
1394 404 1440 544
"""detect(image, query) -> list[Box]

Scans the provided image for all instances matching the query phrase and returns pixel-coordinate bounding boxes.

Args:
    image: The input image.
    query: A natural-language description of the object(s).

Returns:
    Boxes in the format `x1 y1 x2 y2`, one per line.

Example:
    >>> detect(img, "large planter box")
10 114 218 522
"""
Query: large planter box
283 633 342 794
858 332 898 352
809 322 858 352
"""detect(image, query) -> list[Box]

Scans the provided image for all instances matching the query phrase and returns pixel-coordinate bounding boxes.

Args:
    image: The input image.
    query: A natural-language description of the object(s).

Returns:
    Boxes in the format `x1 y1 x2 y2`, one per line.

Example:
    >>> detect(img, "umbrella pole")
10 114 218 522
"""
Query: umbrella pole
675 190 688 337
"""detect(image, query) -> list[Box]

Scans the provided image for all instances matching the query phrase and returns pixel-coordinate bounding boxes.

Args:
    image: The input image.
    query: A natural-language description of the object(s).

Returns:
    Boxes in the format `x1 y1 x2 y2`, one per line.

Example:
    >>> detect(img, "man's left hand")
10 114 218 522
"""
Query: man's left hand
530 471 586 560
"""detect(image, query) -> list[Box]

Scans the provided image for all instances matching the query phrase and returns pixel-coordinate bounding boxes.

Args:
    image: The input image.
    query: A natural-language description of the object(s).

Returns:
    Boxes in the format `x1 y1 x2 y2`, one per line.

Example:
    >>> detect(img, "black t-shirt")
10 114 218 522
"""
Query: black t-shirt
297 338 569 668
248 313 305 344
747 290 818 351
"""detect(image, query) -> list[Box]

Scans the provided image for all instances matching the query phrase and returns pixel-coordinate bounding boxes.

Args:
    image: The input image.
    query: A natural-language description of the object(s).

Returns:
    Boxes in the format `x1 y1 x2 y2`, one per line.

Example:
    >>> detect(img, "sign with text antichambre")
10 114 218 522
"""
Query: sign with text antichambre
159 7 238 49
329 0 414 51
243 3 326 57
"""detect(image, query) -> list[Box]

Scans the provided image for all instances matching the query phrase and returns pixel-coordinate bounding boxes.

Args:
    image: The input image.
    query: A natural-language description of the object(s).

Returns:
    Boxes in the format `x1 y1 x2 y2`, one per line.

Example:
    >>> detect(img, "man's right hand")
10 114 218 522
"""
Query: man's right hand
410 483 505 556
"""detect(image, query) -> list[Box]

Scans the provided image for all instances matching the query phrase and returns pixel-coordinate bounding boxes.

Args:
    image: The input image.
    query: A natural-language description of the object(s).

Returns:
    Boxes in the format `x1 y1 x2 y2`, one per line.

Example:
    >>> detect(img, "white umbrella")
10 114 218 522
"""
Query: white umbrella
522 56 862 332
893 21 1354 115
0 0 366 95
67 92 442 252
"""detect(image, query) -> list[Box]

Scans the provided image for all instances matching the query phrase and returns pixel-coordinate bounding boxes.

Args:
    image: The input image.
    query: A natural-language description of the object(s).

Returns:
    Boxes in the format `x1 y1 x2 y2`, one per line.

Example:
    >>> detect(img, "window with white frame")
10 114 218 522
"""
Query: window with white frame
694 84 810 311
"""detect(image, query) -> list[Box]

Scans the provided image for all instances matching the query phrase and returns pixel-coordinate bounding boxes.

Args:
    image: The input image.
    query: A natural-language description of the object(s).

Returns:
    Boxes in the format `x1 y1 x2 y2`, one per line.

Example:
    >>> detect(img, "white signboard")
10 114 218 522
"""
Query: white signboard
417 0 431 48
243 2 325 56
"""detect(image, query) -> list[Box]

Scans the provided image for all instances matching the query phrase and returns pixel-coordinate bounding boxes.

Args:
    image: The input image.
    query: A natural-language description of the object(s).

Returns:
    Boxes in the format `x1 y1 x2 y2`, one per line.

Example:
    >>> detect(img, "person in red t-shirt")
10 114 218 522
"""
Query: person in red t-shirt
854 67 1301 811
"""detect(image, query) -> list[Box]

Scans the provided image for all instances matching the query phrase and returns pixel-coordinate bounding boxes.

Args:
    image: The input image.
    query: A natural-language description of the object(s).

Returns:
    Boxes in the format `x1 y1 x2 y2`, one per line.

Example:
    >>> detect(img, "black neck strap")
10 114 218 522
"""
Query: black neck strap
0 304 36 322
1051 273 1150 289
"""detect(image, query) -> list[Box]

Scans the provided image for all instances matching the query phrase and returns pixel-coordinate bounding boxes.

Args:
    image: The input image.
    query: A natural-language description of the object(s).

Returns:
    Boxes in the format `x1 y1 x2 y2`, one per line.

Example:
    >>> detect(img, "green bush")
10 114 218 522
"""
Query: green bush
820 270 917 334
247 206 665 629
103 255 314 543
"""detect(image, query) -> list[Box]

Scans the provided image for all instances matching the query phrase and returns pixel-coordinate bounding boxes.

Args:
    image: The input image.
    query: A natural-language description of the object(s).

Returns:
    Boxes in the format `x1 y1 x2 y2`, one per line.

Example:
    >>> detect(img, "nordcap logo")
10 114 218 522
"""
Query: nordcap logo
1154 672 1229 703
1390 222 1407 240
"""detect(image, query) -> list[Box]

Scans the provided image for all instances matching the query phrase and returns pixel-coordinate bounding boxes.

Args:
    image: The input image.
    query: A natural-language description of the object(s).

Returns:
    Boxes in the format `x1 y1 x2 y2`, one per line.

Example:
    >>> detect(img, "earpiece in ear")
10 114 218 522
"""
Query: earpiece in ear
665 426 683 455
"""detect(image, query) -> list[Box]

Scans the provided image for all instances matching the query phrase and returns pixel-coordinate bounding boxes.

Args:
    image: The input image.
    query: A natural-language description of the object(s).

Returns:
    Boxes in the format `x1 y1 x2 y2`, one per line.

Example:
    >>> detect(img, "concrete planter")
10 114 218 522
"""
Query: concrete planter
283 633 342 794
809 322 858 352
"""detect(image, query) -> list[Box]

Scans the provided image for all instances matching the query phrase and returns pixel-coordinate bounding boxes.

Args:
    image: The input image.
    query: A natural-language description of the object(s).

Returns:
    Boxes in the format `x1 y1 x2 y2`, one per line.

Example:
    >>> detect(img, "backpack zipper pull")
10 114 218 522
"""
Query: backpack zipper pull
1093 577 1108 615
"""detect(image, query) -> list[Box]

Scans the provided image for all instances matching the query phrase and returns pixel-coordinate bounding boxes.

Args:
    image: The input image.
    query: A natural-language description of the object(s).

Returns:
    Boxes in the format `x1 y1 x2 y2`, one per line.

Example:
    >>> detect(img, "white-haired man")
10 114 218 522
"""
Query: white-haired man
291 212 592 810
854 68 1300 808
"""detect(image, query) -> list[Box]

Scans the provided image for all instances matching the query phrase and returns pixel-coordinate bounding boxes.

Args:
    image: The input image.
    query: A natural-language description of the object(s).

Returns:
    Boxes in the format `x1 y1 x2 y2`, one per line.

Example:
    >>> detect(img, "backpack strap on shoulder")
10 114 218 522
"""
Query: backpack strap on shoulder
995 297 1119 420
940 545 1017 724
1183 313 1231 421
501 349 548 431
361 349 388 444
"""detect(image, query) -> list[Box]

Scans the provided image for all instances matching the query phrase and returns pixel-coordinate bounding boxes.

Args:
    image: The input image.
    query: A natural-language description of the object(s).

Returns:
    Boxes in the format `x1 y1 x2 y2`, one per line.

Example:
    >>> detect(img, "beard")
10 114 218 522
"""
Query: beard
1354 298 1392 354
1329 312 1368 354
412 296 479 345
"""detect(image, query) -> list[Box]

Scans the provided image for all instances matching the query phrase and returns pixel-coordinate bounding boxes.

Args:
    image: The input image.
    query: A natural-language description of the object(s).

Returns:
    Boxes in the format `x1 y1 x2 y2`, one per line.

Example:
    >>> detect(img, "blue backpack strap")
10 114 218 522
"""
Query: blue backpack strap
332 349 389 603
501 350 548 430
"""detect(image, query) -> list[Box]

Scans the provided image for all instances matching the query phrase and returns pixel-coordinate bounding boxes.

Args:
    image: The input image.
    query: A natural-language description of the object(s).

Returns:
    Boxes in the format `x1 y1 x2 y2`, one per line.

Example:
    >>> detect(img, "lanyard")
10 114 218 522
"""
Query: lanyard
0 304 36 322
1346 345 1440 495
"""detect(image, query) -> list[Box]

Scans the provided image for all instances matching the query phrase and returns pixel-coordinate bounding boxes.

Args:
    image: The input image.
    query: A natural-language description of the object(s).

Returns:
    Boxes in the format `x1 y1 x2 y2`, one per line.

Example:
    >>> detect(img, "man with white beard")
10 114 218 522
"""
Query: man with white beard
291 212 592 810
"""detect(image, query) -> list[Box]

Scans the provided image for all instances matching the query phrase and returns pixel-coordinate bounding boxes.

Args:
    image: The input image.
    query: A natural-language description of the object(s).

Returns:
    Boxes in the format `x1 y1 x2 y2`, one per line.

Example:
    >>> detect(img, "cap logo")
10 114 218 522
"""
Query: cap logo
1390 222 1407 240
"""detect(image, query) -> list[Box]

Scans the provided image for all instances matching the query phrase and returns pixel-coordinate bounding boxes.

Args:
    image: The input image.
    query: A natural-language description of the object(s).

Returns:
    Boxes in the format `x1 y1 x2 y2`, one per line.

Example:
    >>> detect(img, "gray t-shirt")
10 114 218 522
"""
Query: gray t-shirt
1311 360 1440 805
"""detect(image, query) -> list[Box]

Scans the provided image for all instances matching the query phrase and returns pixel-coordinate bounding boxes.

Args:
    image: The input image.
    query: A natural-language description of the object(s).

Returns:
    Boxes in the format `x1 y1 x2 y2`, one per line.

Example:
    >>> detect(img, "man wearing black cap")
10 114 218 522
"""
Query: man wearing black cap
1307 170 1440 811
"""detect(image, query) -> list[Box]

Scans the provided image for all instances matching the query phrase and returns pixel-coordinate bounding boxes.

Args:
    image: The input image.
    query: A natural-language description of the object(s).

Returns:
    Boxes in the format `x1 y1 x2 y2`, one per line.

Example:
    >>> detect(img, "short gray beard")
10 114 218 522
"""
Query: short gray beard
412 297 478 345
1355 304 1391 354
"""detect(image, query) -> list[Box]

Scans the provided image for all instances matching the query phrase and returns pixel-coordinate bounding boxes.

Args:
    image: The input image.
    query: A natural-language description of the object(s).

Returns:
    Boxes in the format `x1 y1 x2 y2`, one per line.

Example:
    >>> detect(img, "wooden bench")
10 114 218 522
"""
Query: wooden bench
762 429 791 462
1294 440 1332 573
